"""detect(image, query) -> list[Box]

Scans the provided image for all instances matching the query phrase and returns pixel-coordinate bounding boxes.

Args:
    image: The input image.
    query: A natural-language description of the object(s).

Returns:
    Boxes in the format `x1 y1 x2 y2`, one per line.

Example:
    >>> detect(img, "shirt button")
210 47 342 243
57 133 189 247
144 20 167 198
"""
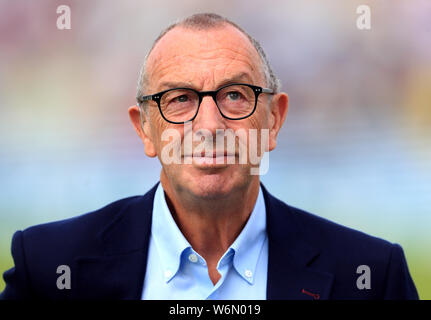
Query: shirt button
188 253 198 263
164 270 173 278
245 270 253 278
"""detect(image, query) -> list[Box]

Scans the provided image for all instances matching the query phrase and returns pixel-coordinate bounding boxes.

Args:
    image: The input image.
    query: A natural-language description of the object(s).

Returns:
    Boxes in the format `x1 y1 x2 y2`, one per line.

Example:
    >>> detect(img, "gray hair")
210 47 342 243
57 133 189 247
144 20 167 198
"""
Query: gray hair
136 13 281 103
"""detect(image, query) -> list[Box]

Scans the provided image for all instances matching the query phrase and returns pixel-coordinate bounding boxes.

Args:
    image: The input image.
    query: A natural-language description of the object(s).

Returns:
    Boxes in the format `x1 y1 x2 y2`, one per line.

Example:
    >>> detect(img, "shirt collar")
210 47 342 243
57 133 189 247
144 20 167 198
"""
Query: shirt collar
229 186 267 284
151 183 267 285
151 183 190 282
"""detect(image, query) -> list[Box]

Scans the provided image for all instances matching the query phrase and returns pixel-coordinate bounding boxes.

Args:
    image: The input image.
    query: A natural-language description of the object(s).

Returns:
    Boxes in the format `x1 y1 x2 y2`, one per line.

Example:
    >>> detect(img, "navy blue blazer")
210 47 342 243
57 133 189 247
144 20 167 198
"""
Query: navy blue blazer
0 183 418 300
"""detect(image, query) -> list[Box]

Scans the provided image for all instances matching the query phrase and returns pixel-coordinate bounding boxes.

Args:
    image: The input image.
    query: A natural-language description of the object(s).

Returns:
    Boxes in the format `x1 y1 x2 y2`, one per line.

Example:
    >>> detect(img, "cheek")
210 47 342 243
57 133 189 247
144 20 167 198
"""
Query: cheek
248 107 269 130
248 110 271 154
151 118 186 154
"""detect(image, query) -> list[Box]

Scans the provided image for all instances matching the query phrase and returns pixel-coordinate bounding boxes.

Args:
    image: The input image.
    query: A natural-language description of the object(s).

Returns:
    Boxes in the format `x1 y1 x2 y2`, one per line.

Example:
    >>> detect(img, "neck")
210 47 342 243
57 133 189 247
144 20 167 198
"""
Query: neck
159 172 260 266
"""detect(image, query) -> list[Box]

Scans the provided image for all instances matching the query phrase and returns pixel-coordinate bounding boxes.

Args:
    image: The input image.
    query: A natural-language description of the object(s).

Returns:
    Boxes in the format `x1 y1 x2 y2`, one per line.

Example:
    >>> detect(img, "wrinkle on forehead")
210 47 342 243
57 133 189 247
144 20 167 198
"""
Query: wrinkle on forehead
145 25 265 92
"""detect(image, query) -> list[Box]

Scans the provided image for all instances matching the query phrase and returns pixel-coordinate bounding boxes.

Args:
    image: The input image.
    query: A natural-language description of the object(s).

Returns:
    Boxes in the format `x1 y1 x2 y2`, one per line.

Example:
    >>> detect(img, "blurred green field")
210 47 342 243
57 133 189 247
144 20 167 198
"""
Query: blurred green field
0 242 430 299
407 250 431 300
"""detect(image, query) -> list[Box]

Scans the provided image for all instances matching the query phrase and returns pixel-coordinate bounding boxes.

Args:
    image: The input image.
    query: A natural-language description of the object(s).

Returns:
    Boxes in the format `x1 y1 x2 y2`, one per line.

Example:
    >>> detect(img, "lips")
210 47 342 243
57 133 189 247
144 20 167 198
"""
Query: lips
183 151 237 158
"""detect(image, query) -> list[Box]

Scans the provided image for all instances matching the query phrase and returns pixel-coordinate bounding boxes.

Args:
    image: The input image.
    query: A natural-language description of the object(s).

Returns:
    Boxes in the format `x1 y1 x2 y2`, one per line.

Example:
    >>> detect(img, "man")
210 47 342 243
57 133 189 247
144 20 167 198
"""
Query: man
0 13 418 300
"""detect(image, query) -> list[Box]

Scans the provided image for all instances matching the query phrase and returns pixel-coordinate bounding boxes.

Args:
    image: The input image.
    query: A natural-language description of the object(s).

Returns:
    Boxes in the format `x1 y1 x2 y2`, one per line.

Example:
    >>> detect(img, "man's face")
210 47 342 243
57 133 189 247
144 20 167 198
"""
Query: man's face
130 24 287 199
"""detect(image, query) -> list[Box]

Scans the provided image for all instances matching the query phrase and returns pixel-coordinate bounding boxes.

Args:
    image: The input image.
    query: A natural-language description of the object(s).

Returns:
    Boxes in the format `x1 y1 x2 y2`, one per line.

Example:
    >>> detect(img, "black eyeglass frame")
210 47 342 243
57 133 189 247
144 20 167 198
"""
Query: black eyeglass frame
137 83 274 124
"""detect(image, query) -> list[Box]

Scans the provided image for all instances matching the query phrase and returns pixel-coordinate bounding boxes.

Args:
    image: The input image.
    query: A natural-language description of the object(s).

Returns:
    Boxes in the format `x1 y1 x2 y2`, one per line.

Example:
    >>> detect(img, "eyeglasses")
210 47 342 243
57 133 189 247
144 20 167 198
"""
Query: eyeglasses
137 83 274 124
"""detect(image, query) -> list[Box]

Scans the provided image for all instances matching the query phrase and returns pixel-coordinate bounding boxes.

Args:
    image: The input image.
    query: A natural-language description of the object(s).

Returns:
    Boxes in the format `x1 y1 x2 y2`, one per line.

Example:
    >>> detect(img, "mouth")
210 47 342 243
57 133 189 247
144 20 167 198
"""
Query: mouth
183 150 236 157
182 151 238 166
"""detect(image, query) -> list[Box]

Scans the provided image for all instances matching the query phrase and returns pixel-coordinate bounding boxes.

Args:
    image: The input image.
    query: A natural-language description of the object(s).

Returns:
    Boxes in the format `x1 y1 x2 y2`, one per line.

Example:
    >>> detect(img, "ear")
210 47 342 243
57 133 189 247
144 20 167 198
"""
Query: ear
128 105 157 157
268 93 288 151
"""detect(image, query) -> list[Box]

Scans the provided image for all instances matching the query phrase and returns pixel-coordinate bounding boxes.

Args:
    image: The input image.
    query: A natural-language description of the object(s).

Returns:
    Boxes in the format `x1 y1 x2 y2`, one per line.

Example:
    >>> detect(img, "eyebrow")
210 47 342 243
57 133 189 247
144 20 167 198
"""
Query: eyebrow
156 72 254 92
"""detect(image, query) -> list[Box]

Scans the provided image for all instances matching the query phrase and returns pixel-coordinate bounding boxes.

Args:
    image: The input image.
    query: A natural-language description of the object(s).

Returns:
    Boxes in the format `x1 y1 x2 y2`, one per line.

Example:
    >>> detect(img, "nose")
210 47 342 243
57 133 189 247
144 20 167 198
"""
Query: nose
193 95 227 132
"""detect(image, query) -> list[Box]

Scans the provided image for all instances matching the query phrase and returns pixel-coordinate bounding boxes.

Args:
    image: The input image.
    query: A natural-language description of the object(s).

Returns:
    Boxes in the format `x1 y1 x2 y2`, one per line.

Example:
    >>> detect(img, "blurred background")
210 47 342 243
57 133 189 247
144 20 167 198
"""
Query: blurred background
0 0 430 298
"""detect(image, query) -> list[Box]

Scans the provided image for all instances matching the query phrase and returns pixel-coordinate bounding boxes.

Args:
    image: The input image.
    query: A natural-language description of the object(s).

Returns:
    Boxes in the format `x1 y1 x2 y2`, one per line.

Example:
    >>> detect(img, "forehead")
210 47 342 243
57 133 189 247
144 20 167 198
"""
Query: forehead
146 24 264 90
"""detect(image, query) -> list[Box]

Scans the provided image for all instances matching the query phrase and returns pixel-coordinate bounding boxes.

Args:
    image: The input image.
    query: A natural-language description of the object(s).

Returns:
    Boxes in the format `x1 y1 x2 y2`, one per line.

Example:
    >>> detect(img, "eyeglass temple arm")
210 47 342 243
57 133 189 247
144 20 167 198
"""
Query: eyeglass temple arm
262 88 274 94
137 95 153 105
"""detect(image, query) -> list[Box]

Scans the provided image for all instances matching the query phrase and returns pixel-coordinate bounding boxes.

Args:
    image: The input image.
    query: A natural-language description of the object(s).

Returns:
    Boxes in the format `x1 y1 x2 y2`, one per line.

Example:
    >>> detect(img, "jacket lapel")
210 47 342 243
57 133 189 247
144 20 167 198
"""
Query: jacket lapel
262 184 334 300
72 183 158 300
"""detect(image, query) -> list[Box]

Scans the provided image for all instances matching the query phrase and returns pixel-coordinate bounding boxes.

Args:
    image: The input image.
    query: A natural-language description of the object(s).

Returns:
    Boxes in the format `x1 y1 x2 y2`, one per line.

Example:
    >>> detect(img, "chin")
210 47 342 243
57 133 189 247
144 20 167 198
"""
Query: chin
190 174 234 199
186 166 251 200
163 164 252 200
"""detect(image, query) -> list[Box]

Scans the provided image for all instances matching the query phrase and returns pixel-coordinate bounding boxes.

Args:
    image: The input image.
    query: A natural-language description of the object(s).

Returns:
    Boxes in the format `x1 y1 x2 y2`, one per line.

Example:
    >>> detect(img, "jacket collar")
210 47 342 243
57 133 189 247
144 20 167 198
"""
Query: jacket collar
73 182 333 300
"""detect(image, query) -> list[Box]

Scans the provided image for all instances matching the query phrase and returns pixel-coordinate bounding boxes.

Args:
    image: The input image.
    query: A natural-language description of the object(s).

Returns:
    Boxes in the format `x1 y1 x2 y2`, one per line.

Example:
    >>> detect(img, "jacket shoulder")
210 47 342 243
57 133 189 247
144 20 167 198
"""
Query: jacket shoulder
1 195 149 300
288 203 393 249
21 195 144 255
270 197 418 299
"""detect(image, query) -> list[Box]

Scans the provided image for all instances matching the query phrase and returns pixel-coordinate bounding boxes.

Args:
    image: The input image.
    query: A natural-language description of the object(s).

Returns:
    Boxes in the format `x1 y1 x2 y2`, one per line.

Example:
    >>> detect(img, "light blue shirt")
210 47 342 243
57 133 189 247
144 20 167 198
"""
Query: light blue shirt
141 183 268 300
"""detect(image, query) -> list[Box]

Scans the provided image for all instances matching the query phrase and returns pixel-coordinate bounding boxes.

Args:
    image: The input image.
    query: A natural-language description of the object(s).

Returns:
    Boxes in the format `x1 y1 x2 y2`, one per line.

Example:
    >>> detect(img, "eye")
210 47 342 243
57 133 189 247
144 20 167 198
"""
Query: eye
227 91 241 101
175 94 189 103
